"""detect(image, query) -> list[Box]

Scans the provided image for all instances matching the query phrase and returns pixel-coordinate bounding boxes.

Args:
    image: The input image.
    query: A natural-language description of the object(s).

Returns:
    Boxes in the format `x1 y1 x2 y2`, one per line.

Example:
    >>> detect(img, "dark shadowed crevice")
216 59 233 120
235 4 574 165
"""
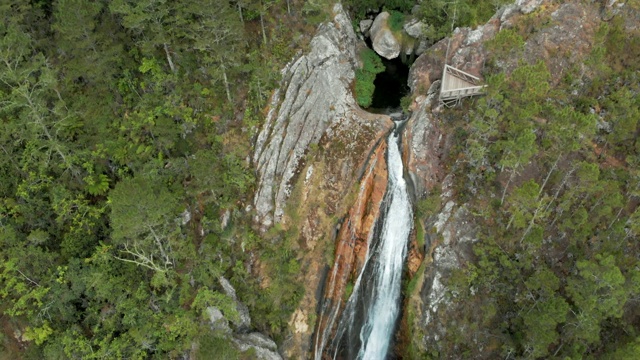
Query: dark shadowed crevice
369 56 410 110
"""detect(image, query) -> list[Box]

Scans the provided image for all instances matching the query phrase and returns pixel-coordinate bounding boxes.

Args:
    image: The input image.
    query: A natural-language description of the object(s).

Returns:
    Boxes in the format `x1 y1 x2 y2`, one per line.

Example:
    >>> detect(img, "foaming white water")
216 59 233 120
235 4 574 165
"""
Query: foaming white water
355 130 413 359
316 129 413 360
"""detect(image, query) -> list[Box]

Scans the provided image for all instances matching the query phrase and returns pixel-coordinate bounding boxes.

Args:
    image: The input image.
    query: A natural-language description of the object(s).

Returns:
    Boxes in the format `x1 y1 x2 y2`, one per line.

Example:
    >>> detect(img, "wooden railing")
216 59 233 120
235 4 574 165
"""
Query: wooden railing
440 85 486 100
439 64 487 106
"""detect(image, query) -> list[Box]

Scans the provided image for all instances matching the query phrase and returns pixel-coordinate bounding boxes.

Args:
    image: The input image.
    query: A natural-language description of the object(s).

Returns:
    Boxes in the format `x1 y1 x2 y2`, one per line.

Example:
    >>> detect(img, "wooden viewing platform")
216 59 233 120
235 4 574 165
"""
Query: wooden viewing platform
439 65 487 107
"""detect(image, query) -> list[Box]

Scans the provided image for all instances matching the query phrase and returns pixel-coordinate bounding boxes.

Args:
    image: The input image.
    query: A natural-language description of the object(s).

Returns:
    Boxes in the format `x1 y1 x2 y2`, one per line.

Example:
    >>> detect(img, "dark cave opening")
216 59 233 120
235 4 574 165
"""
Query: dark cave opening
369 55 411 111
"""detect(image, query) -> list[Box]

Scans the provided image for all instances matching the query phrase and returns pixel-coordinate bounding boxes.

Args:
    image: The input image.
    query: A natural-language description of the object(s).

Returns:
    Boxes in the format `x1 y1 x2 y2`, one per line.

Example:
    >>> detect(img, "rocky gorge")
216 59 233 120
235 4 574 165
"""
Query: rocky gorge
250 0 640 358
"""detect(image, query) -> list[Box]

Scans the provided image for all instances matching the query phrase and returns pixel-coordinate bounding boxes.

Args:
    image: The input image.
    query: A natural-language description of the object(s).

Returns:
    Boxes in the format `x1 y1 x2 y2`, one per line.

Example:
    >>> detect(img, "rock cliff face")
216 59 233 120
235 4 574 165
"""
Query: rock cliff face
403 0 611 357
313 140 389 358
253 4 361 230
251 4 393 358
255 0 621 358
408 0 601 95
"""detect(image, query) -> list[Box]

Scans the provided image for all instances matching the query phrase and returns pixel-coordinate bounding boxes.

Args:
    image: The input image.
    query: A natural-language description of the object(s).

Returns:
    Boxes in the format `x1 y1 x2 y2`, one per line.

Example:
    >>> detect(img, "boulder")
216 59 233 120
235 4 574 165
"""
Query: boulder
233 333 282 360
403 18 425 38
359 19 373 35
369 12 401 59
205 307 231 334
219 277 251 331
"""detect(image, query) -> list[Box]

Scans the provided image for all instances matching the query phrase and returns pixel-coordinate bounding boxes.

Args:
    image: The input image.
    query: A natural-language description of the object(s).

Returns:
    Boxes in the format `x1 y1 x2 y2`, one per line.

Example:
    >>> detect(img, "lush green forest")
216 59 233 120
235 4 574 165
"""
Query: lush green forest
0 0 320 358
414 7 640 359
2 0 640 359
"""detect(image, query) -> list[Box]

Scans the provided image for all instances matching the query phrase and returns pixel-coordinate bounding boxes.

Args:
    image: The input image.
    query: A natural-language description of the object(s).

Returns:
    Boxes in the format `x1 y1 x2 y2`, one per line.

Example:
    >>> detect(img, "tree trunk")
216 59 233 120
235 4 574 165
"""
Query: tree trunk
221 65 232 104
260 12 267 44
519 156 563 242
501 166 517 205
163 43 176 73
238 3 244 23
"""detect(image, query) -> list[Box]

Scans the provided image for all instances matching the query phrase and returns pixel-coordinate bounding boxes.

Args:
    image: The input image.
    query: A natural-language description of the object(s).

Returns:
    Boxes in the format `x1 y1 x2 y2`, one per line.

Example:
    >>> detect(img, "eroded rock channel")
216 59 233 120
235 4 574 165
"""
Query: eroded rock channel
313 119 413 360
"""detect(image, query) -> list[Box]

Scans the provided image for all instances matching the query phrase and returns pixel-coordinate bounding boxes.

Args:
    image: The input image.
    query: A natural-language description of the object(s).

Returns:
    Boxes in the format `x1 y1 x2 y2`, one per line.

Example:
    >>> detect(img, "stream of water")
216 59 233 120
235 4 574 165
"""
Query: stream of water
327 126 413 359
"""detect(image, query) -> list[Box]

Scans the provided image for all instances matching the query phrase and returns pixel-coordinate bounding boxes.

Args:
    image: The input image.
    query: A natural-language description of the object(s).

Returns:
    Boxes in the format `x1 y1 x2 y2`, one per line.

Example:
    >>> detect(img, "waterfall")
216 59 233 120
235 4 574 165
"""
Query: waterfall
325 126 413 359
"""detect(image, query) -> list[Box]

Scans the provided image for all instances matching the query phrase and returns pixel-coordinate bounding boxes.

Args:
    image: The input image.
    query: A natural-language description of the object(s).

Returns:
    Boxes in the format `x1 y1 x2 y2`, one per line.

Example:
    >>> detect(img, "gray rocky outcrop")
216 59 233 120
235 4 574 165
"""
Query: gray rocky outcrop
234 333 282 360
253 4 359 230
205 279 282 359
403 18 425 38
205 307 231 334
516 0 544 14
417 176 477 353
407 0 600 96
403 82 444 200
369 12 401 59
359 19 373 35
219 276 251 331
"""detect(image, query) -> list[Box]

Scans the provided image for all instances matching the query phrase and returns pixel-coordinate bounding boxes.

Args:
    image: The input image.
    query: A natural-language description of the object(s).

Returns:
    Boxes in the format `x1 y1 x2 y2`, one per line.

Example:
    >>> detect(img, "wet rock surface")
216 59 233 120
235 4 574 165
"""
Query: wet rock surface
251 4 393 358
313 140 389 358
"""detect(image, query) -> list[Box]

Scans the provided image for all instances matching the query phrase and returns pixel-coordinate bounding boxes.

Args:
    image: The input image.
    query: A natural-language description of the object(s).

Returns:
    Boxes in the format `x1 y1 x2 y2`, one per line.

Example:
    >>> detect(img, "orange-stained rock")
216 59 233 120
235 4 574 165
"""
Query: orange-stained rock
406 235 425 276
312 141 389 354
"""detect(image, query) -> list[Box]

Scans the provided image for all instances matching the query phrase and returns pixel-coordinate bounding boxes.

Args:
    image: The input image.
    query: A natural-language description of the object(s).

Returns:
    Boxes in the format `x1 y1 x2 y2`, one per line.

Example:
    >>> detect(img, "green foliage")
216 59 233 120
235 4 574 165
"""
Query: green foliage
0 0 303 357
417 0 512 44
301 0 333 26
434 8 640 357
345 0 414 18
355 49 385 108
400 94 413 113
361 47 385 74
485 28 525 60
196 332 240 360
387 10 404 33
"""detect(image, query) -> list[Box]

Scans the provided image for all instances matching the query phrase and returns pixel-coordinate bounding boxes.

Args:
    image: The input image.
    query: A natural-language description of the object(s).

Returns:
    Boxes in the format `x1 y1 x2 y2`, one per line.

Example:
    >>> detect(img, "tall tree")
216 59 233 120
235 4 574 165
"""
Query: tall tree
109 174 181 273
109 0 178 72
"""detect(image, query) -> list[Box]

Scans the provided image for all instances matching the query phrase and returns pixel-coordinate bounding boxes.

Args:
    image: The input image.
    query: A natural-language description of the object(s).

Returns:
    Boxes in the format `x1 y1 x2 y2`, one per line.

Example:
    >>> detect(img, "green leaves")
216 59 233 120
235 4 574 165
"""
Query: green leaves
108 174 181 272
506 179 539 229
84 174 110 196
485 29 525 60
0 259 51 318
355 48 385 108
567 255 632 344
387 11 404 32
522 295 568 357
522 268 569 357
192 287 239 323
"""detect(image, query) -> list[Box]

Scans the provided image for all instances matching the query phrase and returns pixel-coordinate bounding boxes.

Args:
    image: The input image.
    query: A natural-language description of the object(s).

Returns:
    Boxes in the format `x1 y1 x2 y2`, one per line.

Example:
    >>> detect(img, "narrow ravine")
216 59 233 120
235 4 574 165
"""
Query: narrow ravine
316 122 413 359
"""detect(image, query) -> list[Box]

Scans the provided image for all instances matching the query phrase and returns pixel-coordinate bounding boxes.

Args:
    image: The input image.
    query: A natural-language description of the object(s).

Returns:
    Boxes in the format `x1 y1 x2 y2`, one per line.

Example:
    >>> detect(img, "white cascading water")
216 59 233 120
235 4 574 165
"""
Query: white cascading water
327 128 413 359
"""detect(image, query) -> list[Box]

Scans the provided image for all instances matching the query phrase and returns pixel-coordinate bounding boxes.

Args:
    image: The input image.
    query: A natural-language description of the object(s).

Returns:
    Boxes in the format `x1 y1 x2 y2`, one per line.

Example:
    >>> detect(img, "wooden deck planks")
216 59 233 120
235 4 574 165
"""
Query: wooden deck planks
439 65 486 105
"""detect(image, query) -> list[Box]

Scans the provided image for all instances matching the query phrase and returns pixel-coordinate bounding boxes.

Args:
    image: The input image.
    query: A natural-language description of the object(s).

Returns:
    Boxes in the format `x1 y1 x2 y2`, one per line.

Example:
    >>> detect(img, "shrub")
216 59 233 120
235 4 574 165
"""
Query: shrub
388 10 404 33
355 49 385 108
361 47 385 74
400 94 413 113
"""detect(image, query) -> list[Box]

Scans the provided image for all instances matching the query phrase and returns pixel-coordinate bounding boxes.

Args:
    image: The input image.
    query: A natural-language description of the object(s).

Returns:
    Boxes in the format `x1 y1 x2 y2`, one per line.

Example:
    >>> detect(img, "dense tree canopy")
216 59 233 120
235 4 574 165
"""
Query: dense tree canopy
417 8 640 359
0 0 311 358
